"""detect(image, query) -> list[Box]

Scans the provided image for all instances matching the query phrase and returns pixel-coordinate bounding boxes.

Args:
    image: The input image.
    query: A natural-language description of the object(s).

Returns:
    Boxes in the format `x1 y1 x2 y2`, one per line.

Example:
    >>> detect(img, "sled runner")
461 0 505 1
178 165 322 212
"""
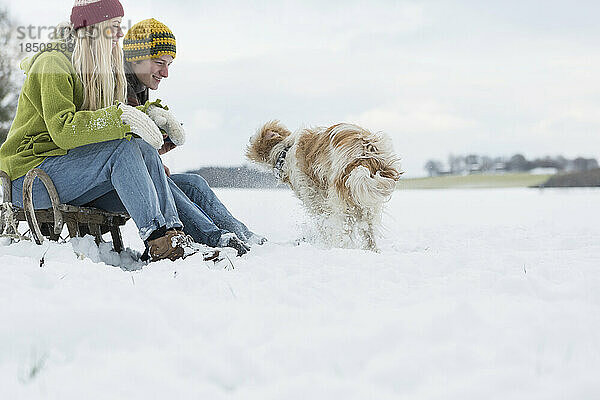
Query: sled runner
0 168 130 253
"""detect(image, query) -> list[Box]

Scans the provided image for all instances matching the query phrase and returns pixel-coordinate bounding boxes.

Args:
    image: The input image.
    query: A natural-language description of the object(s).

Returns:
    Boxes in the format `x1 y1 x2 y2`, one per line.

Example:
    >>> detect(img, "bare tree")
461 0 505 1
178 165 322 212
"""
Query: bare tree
480 156 494 172
448 154 465 175
424 160 443 177
0 7 19 144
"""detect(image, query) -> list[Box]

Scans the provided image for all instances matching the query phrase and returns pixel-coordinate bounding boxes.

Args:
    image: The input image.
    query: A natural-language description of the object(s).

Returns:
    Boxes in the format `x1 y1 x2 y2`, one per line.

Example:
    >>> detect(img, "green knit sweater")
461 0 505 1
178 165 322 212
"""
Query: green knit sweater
0 46 133 181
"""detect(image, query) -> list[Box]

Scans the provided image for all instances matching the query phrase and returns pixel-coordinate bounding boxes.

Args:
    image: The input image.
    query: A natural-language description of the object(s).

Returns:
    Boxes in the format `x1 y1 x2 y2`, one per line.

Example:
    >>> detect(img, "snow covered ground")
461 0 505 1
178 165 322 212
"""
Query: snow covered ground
1 188 599 399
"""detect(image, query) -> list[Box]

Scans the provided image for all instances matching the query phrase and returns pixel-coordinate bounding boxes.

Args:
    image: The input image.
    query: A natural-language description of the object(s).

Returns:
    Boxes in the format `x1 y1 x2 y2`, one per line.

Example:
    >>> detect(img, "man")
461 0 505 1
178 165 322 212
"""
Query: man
88 19 265 256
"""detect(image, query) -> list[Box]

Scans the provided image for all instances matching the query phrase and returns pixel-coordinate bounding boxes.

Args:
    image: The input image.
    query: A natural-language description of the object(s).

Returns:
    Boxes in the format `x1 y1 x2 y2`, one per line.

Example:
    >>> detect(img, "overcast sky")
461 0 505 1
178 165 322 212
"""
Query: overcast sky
4 0 600 176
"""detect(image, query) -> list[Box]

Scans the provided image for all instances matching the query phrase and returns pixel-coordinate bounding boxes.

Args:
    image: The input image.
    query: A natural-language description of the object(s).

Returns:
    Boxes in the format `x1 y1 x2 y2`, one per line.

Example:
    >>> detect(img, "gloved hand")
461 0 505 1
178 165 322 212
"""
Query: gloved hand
119 103 164 149
147 105 186 146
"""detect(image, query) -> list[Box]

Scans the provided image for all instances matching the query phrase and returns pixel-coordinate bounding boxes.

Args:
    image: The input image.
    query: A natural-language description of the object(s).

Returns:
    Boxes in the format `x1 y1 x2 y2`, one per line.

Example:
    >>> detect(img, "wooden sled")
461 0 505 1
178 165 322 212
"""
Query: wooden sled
0 168 130 253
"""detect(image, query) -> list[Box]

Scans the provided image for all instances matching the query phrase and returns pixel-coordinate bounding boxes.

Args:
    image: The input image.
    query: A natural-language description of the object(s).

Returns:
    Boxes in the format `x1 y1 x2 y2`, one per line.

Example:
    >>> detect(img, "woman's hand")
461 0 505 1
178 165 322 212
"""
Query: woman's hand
147 105 186 146
119 104 164 149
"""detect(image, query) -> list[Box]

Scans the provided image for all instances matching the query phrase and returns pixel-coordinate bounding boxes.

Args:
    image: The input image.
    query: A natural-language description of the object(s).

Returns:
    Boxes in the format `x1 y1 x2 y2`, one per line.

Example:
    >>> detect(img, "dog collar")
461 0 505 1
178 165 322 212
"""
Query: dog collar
274 146 291 179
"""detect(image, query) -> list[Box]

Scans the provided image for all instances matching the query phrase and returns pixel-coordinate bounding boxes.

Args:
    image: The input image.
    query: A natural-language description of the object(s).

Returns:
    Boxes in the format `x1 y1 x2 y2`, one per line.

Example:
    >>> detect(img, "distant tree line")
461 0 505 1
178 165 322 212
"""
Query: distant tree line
188 166 281 188
425 154 599 177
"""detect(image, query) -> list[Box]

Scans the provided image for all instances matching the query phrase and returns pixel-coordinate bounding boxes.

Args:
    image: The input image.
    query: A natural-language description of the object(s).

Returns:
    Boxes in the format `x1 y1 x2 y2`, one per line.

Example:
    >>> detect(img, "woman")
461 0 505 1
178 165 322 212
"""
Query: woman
0 0 239 261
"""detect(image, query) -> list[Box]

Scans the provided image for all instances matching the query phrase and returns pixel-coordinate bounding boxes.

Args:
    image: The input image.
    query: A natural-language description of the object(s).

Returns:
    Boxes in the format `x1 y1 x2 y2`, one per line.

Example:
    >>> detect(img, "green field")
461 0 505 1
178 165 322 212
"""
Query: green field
398 173 551 190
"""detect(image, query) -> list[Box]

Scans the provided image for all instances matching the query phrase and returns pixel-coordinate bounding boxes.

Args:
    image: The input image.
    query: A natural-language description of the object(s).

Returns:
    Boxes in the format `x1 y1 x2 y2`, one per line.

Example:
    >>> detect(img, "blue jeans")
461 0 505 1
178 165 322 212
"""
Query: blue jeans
170 173 252 241
85 173 252 247
11 138 182 241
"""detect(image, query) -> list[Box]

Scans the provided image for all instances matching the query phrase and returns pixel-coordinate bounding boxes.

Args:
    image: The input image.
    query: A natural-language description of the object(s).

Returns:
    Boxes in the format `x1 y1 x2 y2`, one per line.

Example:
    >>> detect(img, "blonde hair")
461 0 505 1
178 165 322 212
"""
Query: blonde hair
58 20 126 111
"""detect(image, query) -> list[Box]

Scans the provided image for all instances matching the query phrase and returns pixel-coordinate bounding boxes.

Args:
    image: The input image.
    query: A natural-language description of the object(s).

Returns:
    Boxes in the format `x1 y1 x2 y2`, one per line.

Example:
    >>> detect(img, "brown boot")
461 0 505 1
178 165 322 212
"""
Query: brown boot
147 229 185 262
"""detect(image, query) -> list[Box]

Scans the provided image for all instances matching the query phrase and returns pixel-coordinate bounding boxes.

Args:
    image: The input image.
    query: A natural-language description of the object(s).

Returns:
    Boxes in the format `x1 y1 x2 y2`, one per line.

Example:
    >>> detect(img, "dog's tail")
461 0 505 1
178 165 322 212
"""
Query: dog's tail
343 159 401 207
329 124 402 207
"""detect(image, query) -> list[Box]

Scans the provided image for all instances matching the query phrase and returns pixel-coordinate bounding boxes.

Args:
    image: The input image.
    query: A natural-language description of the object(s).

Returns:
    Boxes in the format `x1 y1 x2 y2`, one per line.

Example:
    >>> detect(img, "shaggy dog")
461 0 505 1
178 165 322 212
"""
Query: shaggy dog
246 120 402 251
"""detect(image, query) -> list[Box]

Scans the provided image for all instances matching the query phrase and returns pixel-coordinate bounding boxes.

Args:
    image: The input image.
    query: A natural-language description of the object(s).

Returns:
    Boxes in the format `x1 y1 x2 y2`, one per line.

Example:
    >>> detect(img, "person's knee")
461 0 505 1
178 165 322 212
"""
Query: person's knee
172 173 210 193
133 138 160 156
189 174 210 191
114 138 141 157
133 137 151 150
132 138 163 166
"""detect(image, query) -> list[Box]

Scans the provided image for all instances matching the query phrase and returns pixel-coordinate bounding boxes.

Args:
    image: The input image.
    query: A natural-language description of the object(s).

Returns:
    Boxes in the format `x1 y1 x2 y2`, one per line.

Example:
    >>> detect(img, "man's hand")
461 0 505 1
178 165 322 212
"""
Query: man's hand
158 134 177 155
163 163 171 177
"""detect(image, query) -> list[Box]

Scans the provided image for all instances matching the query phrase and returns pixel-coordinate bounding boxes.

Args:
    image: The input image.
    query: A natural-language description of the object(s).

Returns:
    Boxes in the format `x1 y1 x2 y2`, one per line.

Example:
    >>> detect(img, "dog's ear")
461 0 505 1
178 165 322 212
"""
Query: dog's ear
264 130 282 141
260 120 292 141
247 120 293 165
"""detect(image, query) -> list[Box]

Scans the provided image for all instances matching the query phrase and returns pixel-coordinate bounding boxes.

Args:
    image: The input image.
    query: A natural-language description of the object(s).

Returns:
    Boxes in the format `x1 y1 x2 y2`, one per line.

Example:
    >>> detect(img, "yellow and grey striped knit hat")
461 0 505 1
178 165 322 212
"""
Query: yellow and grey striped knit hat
123 19 176 62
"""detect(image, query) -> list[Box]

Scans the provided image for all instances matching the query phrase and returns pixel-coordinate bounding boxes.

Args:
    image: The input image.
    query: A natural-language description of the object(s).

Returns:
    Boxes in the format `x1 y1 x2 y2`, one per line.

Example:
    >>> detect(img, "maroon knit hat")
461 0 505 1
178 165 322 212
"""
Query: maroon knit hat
70 0 124 30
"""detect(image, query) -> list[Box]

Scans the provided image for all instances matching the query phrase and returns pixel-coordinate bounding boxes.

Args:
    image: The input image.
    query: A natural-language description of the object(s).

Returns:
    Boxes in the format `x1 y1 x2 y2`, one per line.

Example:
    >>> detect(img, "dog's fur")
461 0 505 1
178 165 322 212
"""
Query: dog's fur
246 120 401 251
